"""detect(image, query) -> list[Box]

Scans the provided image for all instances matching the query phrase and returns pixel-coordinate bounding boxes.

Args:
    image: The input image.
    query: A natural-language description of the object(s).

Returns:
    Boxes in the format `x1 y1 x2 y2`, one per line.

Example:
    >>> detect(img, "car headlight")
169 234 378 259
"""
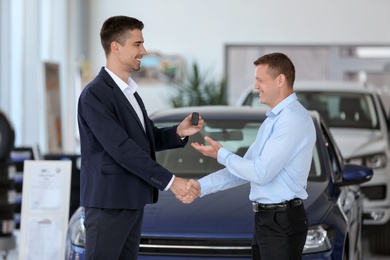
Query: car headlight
68 211 86 247
347 152 387 169
303 225 334 254
70 220 85 247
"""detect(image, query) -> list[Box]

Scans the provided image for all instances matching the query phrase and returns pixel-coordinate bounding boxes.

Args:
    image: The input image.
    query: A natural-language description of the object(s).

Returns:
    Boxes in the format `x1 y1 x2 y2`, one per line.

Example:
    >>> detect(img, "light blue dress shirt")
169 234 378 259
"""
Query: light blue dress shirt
198 93 316 204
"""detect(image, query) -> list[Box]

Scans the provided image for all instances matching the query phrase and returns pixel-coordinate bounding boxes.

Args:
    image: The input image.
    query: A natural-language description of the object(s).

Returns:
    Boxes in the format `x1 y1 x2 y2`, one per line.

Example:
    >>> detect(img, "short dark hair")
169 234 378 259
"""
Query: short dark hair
100 16 144 56
253 52 295 87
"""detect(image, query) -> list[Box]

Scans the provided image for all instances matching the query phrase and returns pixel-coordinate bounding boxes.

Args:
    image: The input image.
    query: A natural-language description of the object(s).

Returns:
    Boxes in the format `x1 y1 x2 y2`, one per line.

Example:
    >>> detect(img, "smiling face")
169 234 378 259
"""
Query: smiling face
115 29 147 73
253 64 282 109
106 29 148 81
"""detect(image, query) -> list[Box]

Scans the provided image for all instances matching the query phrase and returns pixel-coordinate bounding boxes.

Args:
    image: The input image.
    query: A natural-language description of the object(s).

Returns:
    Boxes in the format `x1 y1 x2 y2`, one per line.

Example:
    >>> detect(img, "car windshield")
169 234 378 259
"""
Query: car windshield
155 120 323 181
248 91 379 129
296 91 378 129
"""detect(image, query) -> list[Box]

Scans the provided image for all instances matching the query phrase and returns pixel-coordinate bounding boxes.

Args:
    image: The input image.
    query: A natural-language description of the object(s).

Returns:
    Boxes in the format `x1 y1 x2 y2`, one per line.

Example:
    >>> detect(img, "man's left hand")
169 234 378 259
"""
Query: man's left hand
191 136 222 159
176 113 204 138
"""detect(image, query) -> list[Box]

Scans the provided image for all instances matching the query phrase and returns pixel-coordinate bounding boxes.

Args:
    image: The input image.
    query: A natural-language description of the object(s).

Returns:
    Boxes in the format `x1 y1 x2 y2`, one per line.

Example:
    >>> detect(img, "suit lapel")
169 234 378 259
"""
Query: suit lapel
99 68 150 138
134 92 154 139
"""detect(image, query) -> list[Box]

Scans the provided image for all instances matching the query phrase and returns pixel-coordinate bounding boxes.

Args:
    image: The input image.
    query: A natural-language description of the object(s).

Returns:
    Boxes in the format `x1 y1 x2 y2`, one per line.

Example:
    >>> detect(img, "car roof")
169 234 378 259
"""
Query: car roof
242 81 376 95
150 105 321 125
293 80 375 94
236 81 377 107
150 106 265 121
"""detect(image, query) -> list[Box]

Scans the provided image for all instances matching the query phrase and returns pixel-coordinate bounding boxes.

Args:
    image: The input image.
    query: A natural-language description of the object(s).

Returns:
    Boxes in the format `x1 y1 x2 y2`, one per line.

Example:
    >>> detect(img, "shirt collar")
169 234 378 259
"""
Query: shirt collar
267 93 298 118
104 67 139 94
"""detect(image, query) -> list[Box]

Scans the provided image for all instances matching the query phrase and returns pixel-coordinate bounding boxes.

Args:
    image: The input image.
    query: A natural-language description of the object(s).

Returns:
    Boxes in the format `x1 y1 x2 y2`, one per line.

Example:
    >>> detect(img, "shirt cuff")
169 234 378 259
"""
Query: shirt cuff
164 175 175 191
217 147 230 165
177 134 187 143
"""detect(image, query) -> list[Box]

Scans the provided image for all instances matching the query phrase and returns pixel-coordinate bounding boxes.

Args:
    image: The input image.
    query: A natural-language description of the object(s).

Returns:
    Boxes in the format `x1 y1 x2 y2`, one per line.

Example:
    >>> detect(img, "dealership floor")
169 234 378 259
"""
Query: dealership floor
1 230 390 259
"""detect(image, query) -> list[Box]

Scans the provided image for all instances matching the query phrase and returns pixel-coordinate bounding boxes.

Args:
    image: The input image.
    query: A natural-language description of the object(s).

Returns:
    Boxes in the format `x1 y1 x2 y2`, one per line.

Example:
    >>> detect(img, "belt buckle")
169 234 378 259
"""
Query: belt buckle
291 199 303 207
252 202 259 212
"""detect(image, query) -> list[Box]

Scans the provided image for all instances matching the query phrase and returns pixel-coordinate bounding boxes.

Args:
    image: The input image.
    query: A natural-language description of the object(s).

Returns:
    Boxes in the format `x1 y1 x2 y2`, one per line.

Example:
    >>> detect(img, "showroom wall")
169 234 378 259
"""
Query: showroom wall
1 0 390 154
87 0 390 79
87 0 390 118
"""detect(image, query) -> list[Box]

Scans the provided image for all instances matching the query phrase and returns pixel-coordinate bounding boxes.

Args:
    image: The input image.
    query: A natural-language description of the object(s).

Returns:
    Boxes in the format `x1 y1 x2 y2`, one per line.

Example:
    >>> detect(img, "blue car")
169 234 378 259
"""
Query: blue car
66 106 373 260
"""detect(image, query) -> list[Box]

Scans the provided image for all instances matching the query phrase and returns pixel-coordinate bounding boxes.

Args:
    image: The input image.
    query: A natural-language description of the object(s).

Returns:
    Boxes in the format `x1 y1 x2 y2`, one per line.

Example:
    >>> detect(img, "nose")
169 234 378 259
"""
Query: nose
141 44 147 55
253 82 259 90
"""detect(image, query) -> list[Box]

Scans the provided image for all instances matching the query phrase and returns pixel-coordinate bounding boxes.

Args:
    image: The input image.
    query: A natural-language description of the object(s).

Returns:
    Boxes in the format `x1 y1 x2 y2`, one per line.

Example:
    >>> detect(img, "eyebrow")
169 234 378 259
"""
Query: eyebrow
133 40 144 45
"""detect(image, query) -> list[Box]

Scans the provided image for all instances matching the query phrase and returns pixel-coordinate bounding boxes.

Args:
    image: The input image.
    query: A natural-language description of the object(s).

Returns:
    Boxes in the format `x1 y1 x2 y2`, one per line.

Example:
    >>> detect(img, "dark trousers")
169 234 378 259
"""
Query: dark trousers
84 207 144 260
251 204 308 260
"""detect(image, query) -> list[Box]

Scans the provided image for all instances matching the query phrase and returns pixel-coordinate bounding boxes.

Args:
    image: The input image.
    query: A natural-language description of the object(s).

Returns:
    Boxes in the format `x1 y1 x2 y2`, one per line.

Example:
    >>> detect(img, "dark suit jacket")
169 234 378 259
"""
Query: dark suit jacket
77 67 187 209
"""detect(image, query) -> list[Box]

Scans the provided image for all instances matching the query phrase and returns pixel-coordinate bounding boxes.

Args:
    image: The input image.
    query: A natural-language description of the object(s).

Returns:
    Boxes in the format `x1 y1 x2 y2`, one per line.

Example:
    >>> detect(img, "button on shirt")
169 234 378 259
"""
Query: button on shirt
198 93 316 204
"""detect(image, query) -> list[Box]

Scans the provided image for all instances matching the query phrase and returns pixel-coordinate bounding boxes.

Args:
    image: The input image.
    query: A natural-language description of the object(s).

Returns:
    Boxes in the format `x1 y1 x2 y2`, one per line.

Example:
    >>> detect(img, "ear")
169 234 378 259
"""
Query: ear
111 41 120 55
277 74 286 87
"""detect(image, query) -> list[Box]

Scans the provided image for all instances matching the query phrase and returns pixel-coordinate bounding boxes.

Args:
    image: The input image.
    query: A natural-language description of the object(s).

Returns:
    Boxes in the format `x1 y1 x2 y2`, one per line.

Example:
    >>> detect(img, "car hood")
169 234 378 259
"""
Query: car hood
142 184 253 237
141 180 331 237
329 128 386 158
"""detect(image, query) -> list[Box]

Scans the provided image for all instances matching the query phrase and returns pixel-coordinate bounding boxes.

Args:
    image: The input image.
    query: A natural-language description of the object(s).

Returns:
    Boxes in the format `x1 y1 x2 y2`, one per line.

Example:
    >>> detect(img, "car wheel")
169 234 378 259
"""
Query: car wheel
368 220 390 255
0 111 15 162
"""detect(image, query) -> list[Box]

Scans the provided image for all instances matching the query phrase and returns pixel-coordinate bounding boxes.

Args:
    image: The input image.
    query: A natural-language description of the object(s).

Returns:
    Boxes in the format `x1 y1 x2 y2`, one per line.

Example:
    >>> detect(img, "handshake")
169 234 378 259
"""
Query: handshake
169 177 200 204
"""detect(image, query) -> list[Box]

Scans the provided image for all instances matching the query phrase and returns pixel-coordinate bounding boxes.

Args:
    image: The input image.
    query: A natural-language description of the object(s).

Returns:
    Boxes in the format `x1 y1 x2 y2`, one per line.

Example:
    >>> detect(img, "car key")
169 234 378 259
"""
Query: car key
191 112 199 125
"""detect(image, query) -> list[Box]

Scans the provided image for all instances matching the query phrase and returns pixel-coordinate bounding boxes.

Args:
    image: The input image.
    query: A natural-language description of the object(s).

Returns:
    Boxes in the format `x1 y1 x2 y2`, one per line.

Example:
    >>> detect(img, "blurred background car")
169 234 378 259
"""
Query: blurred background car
66 106 373 260
240 81 390 255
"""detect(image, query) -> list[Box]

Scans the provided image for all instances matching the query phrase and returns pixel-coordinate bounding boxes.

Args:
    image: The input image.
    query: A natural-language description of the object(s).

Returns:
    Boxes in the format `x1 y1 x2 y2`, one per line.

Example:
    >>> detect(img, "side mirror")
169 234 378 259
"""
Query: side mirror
338 164 373 186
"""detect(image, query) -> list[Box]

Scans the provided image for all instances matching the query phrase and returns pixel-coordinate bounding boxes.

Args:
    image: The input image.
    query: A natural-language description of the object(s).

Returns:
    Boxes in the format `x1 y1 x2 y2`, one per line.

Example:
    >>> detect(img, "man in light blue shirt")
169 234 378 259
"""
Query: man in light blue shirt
185 53 316 260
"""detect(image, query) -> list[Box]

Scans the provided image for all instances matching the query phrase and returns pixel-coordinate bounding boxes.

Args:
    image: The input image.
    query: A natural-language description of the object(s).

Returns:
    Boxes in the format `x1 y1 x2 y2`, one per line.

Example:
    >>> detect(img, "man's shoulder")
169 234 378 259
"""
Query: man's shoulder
84 71 115 92
279 101 313 125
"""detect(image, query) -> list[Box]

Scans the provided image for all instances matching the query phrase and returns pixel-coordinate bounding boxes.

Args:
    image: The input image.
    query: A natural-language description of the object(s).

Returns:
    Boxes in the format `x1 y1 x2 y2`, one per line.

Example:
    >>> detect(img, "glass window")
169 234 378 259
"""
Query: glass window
248 91 379 130
296 92 378 129
309 145 323 180
340 46 390 58
155 119 324 181
155 120 261 177
321 121 344 179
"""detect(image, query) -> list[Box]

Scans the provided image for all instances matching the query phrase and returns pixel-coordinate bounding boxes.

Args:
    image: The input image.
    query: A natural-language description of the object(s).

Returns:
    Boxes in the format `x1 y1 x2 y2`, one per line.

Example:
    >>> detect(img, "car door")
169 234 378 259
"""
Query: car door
320 119 363 259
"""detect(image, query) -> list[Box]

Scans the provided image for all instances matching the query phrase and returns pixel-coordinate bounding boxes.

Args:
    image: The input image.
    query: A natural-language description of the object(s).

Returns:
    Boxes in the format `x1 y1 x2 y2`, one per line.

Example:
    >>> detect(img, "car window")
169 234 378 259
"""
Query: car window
320 120 344 179
242 92 270 109
155 120 324 181
309 145 324 181
155 121 260 177
376 93 390 131
247 91 379 129
248 92 379 129
296 91 378 129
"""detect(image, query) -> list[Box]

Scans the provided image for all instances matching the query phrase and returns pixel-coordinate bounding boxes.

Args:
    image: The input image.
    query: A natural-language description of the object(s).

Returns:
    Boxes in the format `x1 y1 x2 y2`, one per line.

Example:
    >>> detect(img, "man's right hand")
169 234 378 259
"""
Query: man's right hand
170 177 200 203
175 179 201 204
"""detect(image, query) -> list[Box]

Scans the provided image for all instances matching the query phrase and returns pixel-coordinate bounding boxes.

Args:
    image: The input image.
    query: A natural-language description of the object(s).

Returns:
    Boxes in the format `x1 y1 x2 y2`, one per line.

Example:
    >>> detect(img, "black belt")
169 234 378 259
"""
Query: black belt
252 198 303 213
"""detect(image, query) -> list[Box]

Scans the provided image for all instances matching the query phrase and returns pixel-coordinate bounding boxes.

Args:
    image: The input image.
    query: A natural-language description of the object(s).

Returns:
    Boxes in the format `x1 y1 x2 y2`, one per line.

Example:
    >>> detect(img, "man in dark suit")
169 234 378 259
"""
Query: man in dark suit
77 15 202 260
